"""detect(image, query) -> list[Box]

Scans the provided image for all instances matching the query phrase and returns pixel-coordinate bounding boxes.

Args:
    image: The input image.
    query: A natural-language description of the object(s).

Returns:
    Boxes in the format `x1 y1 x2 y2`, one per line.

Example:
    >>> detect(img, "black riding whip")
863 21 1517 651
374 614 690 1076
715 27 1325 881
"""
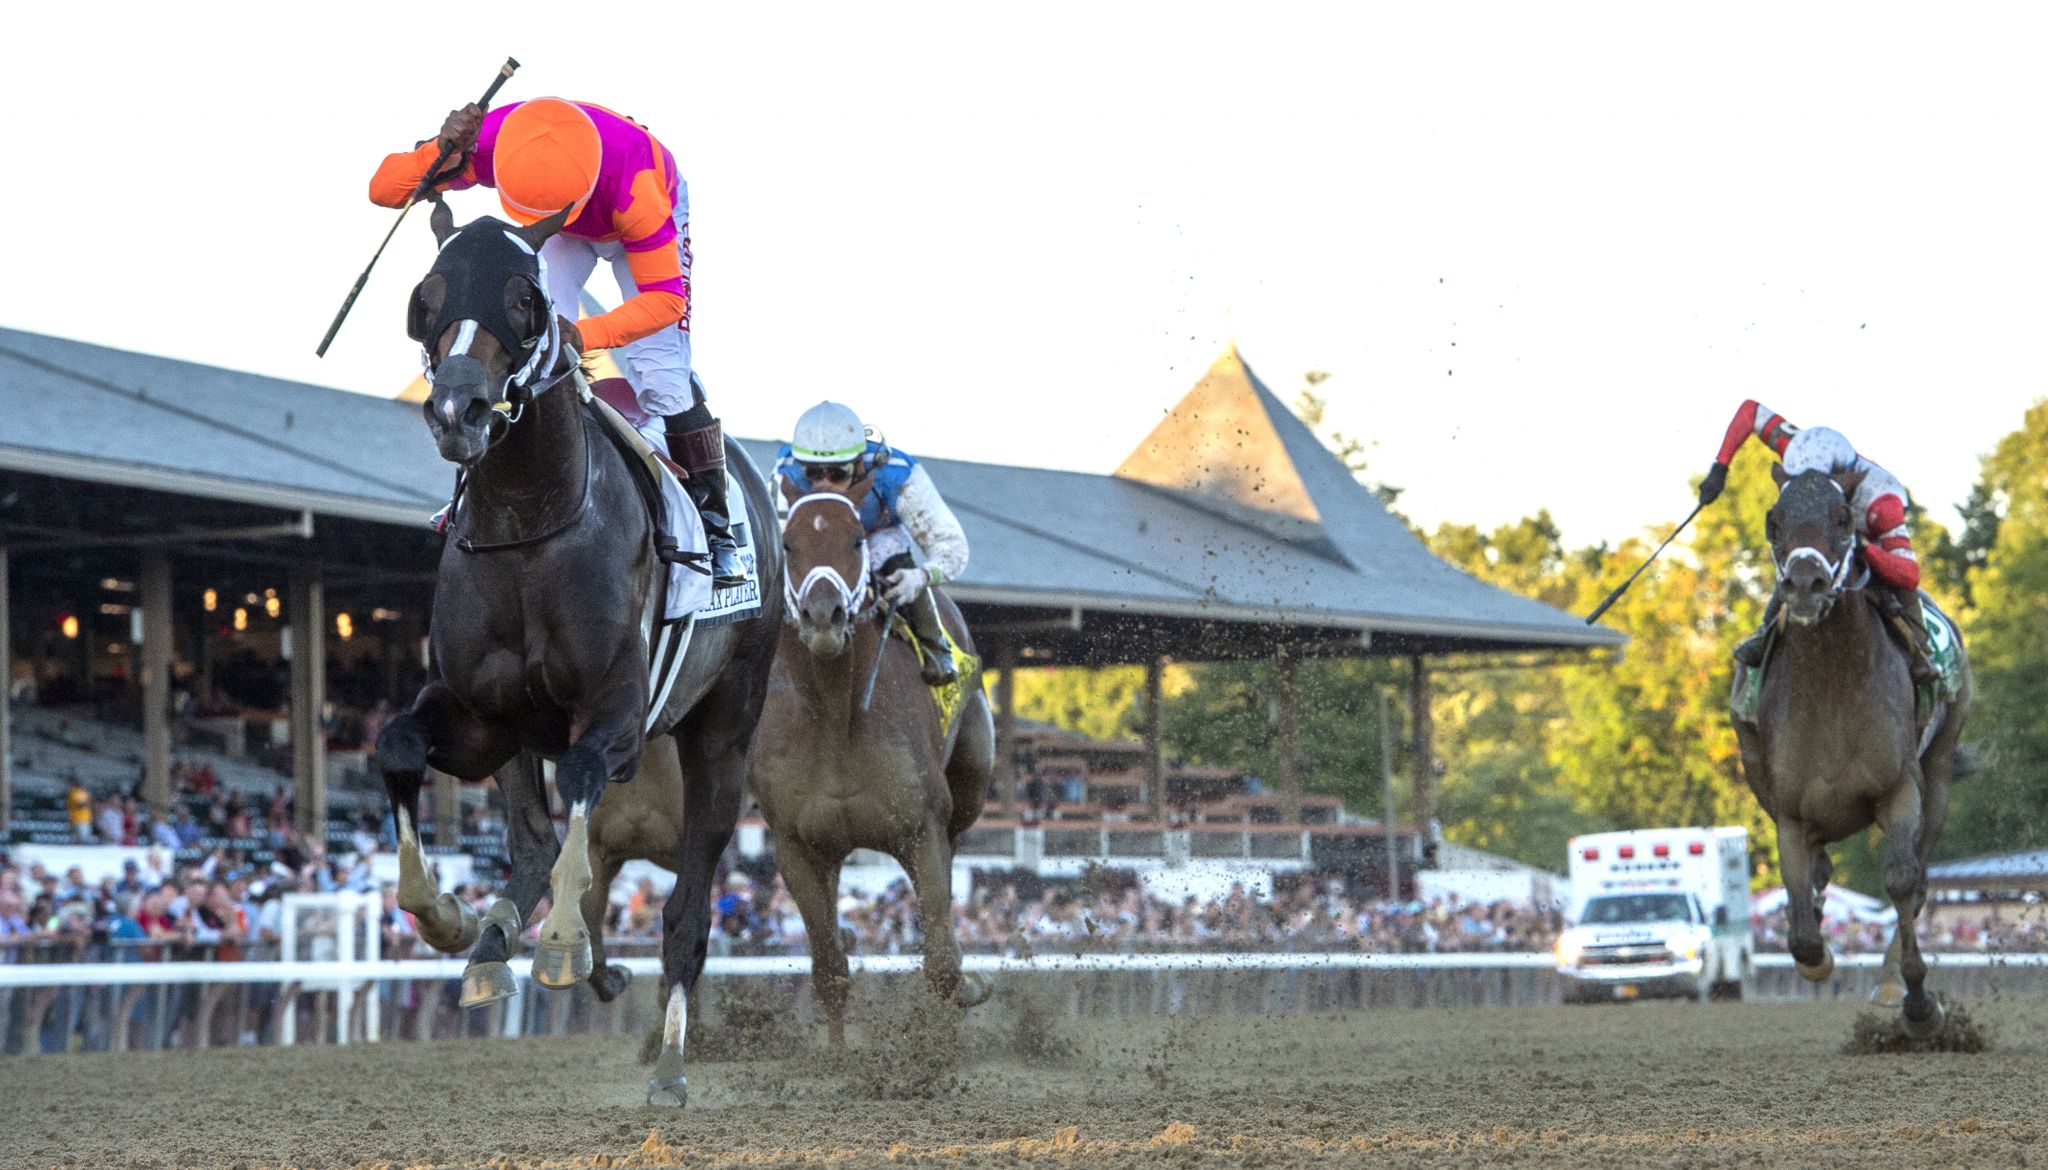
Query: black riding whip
859 602 898 712
315 57 521 357
1583 500 1707 625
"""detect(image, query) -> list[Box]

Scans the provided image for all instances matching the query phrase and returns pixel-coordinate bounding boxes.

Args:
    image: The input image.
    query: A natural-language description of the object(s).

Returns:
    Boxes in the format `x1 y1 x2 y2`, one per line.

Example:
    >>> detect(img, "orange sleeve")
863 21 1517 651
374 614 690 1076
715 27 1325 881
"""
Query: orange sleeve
368 141 473 208
577 285 689 350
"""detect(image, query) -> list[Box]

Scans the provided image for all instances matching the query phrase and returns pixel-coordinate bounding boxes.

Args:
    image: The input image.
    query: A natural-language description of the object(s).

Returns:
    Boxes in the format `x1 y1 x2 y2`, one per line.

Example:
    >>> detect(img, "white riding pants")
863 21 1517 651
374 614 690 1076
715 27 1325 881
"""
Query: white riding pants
541 189 700 419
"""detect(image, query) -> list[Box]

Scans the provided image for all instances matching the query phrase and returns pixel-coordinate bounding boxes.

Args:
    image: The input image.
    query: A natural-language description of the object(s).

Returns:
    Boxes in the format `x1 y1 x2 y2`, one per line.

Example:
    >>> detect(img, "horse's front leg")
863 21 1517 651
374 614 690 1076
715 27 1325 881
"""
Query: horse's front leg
533 702 646 990
1774 817 1833 981
1876 772 1942 1035
379 682 515 953
461 752 559 1007
902 822 988 1009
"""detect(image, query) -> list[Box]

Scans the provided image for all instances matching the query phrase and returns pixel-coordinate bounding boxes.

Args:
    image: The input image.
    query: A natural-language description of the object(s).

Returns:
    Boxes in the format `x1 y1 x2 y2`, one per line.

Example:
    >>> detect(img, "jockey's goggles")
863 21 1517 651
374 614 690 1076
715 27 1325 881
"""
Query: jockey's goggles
803 462 856 486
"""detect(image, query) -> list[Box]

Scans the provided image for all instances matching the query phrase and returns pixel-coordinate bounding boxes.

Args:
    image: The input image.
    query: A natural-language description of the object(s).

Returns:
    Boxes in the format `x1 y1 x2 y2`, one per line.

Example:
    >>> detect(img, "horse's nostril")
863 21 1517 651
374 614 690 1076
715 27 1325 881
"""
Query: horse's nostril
461 399 494 429
831 604 847 626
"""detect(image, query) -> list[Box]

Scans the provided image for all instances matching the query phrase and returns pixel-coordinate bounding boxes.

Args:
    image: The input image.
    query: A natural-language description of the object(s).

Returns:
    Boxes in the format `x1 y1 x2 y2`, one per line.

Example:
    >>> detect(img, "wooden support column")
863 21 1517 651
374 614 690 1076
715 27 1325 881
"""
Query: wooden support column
140 550 174 820
432 768 462 848
1409 654 1436 866
289 569 327 839
1274 644 1301 825
994 641 1018 818
0 547 11 835
1379 689 1400 901
1144 656 1166 824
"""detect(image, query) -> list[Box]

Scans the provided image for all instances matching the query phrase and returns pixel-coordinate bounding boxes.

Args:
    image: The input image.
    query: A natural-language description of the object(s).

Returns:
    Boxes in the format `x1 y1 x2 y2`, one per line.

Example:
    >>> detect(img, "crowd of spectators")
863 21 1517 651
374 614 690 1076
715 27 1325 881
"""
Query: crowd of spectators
625 872 1566 958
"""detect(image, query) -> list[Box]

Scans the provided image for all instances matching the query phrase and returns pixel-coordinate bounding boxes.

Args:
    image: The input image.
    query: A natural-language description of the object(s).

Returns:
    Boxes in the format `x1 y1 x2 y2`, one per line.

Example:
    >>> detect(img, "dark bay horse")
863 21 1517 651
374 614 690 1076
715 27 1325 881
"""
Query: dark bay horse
749 482 995 1047
377 201 783 1105
1734 465 1971 1037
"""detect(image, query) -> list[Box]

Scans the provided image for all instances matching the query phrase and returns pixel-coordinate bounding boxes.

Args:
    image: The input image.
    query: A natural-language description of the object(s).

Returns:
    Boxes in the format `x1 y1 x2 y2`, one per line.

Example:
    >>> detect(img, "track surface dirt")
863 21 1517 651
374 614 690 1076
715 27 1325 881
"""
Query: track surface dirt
5 995 2045 1169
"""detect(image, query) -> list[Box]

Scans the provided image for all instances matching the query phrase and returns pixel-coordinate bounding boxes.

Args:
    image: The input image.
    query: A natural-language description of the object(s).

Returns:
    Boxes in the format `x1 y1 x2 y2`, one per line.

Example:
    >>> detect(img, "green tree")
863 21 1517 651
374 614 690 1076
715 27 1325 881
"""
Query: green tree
1944 400 2048 856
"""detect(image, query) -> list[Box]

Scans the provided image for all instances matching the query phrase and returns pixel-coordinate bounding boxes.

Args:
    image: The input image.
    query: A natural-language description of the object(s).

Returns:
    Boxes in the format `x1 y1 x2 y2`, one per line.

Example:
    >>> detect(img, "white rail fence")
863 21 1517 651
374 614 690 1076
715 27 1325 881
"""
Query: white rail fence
5 951 2046 1054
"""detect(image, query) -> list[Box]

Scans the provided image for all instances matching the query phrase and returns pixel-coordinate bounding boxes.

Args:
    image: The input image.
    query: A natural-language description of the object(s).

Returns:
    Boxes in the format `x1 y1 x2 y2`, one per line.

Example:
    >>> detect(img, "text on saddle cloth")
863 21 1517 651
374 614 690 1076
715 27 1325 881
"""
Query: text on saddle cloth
584 385 762 628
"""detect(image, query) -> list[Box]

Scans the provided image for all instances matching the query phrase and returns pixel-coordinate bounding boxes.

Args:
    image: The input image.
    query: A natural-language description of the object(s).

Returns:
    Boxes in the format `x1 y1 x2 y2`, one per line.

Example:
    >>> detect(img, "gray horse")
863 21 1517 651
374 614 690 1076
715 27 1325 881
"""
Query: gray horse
376 201 783 1106
1734 465 1970 1037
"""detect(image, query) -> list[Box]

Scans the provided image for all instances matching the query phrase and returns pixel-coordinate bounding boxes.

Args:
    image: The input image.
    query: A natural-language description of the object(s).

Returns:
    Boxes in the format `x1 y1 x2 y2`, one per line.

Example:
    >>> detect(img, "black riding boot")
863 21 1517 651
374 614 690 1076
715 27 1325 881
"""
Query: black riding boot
1887 587 1940 685
1733 594 1780 668
880 553 957 686
666 411 748 589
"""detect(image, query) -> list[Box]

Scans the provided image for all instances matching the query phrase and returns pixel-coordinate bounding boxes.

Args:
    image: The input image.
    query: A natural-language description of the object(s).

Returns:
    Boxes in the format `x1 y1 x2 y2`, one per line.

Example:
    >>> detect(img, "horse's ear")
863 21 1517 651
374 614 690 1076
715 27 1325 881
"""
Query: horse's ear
1834 468 1866 499
428 197 456 245
1769 462 1789 488
779 475 802 507
848 472 875 512
516 204 576 249
406 277 439 343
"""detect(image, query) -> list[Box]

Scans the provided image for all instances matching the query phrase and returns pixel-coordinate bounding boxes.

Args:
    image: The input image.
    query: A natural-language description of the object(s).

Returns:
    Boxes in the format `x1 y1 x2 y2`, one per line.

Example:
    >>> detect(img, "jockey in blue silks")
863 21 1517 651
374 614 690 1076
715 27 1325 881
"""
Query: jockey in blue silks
774 401 970 685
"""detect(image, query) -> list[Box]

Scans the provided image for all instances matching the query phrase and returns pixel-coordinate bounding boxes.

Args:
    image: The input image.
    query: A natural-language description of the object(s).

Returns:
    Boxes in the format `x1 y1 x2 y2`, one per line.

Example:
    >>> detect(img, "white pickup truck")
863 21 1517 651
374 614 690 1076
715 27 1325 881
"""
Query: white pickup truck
1555 827 1753 1004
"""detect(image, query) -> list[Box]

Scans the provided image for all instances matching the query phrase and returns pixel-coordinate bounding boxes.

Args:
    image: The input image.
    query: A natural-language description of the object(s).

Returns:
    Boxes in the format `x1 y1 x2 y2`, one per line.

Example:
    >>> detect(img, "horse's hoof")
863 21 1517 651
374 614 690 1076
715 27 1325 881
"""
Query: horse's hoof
1901 995 1945 1040
533 935 593 990
460 960 519 1009
1795 952 1835 982
417 894 481 954
956 972 993 1009
1870 980 1906 1008
592 963 633 1003
646 1076 687 1109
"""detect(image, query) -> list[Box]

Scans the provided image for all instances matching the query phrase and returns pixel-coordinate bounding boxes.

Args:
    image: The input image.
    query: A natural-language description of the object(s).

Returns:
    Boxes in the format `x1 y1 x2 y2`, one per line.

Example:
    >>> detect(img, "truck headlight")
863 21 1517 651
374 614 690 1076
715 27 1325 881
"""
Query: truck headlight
1674 943 1700 961
1554 938 1583 967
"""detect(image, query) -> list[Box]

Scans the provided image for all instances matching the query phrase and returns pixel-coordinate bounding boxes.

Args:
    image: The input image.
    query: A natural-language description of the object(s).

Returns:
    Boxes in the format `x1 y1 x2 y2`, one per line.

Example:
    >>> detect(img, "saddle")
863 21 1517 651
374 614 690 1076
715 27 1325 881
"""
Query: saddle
889 612 980 733
1732 592 1962 731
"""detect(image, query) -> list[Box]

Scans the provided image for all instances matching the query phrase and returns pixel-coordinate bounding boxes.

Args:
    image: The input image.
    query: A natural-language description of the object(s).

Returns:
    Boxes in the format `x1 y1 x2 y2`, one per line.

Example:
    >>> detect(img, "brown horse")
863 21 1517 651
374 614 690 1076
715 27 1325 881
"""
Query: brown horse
1734 465 1971 1037
750 481 995 1046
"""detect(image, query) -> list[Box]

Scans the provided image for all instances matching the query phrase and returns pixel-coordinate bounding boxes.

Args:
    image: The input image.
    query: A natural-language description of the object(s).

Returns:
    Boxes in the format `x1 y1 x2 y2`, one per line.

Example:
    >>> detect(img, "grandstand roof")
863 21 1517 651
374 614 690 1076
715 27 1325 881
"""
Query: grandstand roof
0 327 1620 663
1928 847 2048 891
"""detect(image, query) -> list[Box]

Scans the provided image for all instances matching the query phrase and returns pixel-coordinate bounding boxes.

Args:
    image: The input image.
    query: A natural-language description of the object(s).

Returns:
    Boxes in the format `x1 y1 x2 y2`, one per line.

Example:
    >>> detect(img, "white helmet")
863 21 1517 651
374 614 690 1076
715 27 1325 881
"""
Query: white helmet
790 401 868 464
1782 426 1858 476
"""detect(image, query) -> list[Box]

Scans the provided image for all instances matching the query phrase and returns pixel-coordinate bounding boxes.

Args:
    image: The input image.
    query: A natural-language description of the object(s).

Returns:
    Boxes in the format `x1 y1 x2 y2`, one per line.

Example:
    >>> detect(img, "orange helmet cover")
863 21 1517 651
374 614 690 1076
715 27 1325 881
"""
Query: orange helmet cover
495 98 601 225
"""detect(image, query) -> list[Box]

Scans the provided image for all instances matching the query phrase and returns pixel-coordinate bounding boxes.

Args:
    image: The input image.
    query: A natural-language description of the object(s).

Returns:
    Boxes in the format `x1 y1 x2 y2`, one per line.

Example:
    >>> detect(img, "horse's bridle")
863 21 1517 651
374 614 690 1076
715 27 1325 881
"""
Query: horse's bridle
418 225 578 449
782 492 872 622
1775 530 1861 613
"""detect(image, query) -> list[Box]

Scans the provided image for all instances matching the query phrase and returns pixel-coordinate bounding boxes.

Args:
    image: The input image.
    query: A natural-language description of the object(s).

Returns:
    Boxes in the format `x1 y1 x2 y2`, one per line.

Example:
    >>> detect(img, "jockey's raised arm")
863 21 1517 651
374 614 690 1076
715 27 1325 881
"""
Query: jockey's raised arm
371 96 742 587
1715 399 1800 465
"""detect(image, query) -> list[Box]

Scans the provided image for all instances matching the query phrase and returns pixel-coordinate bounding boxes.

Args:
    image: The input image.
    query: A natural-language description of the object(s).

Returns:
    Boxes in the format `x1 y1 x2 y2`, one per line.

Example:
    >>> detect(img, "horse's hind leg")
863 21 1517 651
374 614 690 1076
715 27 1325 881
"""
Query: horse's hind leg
776 837 851 1049
379 682 513 953
650 692 752 1107
1774 818 1834 981
461 752 558 1008
1877 772 1942 1035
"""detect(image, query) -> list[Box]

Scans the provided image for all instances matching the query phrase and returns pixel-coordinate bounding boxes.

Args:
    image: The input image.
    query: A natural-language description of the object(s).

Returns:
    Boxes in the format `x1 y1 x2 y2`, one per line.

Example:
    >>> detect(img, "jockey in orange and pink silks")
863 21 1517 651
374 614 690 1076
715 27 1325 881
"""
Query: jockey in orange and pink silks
371 96 745 587
1697 399 1934 681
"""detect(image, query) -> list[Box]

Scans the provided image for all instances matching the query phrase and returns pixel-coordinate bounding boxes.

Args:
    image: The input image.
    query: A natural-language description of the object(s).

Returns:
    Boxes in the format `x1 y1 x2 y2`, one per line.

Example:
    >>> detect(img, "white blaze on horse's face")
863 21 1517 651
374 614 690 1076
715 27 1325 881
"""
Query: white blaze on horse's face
783 492 869 659
1772 474 1857 627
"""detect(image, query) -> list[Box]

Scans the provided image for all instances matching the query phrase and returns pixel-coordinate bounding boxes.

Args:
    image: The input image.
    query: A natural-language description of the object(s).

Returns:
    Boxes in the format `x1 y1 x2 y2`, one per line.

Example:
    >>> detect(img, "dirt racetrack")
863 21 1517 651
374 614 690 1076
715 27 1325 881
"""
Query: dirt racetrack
5 993 2045 1169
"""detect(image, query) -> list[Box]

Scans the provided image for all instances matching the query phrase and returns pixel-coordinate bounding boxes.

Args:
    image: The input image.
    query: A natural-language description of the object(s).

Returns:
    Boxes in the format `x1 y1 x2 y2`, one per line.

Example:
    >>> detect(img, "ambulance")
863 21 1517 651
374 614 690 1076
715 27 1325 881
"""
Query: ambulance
1555 827 1753 1003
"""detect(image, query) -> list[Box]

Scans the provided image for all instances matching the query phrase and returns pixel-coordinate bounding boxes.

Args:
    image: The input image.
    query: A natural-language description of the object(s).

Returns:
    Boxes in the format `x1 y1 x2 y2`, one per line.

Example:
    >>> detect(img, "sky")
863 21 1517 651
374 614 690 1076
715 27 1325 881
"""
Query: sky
4 2 2045 549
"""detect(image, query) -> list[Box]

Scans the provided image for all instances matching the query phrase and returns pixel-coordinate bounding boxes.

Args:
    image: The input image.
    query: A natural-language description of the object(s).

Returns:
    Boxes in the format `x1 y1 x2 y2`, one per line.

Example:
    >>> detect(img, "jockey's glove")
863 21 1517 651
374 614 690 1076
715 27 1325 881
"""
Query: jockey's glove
1699 461 1729 507
883 565 937 608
